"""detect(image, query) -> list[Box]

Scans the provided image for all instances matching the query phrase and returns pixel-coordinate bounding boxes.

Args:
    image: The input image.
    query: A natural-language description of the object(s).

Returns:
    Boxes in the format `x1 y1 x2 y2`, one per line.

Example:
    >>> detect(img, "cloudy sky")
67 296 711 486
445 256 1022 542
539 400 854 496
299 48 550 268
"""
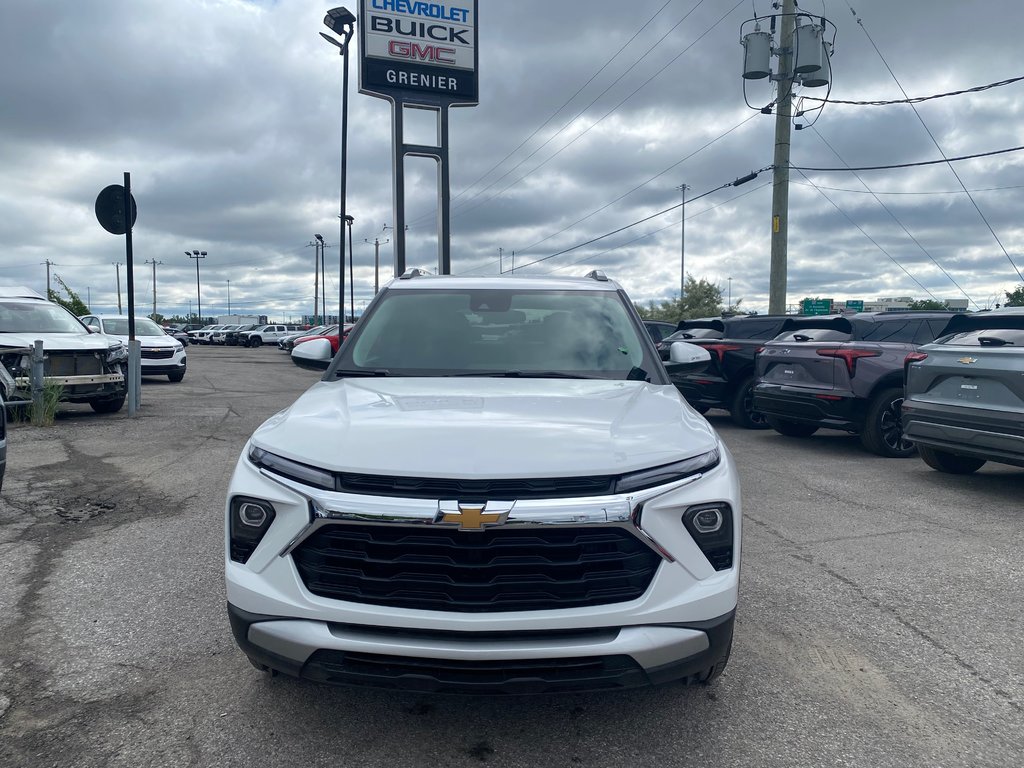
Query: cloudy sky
2 0 1022 320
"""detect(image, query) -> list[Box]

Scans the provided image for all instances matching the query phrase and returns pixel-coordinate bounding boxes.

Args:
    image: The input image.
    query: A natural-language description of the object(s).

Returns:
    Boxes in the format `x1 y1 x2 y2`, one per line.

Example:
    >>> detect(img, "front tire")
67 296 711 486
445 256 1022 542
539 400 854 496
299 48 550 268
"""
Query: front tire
168 370 185 383
766 415 819 438
729 376 769 430
90 395 125 414
918 445 986 474
861 387 916 458
250 336 262 348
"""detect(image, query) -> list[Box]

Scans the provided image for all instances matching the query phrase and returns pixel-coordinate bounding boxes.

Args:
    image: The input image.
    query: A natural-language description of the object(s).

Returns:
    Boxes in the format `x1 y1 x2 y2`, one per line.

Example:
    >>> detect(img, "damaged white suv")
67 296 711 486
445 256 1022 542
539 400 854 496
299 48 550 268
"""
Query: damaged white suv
225 272 741 693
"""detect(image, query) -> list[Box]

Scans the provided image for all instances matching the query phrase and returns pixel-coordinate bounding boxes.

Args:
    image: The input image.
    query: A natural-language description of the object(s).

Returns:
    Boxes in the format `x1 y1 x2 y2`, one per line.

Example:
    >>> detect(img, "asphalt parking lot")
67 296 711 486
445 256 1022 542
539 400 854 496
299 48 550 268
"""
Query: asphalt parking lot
1 344 1022 768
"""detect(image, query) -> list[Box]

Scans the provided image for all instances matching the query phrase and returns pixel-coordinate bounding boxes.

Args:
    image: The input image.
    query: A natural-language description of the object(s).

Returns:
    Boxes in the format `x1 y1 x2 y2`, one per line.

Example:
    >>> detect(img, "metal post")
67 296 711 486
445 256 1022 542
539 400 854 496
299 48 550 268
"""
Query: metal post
347 217 355 322
769 0 796 315
392 105 407 277
339 32 351 324
124 172 139 414
438 106 451 275
227 279 231 315
314 240 320 324
113 263 123 314
30 340 44 426
678 184 688 300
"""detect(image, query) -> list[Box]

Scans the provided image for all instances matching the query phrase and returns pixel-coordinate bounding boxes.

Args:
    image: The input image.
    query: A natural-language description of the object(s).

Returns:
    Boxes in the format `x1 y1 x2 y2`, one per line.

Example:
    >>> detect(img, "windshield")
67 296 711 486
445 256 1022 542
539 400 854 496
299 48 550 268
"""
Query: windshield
99 317 165 337
334 287 655 379
0 300 87 334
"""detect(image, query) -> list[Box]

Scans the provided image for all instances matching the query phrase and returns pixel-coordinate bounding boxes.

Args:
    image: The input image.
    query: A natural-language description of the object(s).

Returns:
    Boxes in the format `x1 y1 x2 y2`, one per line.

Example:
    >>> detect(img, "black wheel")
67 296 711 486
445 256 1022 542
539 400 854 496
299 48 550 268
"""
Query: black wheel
860 387 915 458
168 370 185 383
918 445 986 474
250 336 262 348
90 396 125 414
729 376 769 430
766 416 819 438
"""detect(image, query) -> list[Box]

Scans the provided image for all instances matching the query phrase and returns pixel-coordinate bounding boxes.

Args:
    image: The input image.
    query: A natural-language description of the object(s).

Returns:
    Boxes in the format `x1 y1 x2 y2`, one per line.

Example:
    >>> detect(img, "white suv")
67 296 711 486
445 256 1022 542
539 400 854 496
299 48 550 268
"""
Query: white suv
240 324 299 348
0 287 127 413
225 273 741 693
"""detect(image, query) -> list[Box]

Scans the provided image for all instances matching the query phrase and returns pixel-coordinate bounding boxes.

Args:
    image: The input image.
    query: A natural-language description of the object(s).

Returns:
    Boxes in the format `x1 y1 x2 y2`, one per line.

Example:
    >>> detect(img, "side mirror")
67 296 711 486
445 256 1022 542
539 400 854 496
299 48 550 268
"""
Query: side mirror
664 341 710 376
87 324 101 334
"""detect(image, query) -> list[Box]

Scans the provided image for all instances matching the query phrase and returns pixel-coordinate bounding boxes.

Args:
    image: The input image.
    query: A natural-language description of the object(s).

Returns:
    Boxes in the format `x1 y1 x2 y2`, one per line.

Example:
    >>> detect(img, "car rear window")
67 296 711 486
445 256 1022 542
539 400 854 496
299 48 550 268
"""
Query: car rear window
666 329 722 341
941 329 1024 346
772 329 851 342
857 319 925 343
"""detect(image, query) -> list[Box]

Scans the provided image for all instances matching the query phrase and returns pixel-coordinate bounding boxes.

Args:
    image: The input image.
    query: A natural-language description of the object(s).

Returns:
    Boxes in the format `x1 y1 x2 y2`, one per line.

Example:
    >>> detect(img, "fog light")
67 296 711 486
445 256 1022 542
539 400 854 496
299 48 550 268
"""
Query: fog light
693 507 723 533
238 502 268 528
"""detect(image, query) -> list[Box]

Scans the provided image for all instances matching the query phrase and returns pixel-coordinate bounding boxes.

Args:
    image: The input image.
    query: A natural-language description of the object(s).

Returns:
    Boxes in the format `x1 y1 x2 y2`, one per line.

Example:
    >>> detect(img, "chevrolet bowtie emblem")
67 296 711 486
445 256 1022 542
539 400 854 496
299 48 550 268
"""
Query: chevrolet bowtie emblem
436 502 512 530
957 357 978 365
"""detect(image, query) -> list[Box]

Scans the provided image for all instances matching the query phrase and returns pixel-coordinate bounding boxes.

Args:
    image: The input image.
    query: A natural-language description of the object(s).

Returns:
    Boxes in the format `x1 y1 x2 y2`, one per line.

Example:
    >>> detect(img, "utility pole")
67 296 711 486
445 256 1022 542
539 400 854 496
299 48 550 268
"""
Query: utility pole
113 262 123 314
312 236 324 324
187 250 206 324
498 247 504 274
769 0 797 315
145 259 162 318
42 259 54 298
365 236 389 295
677 184 688 300
226 279 231 314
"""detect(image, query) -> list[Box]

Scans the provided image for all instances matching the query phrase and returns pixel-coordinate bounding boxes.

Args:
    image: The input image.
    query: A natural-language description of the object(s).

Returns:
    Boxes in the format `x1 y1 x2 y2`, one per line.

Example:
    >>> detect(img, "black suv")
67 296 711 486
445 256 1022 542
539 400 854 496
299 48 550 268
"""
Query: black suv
670 315 799 429
753 311 955 457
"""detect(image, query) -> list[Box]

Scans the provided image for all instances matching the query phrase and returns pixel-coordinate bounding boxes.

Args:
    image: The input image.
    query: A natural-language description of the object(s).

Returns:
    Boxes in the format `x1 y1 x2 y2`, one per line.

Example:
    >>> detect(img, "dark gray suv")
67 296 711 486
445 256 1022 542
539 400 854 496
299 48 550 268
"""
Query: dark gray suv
753 312 955 457
902 308 1024 474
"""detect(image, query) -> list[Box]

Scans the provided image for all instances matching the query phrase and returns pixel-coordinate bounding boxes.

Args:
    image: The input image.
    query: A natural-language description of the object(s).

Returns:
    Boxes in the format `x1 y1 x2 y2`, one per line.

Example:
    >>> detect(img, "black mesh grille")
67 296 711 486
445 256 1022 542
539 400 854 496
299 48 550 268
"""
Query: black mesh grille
292 524 660 613
302 650 647 694
141 348 174 359
46 353 102 377
336 473 614 499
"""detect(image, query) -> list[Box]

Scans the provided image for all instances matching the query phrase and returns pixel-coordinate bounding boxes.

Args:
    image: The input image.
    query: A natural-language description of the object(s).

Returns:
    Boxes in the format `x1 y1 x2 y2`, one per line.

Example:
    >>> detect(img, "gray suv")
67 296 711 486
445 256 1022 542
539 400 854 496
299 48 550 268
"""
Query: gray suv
902 308 1024 474
753 312 955 457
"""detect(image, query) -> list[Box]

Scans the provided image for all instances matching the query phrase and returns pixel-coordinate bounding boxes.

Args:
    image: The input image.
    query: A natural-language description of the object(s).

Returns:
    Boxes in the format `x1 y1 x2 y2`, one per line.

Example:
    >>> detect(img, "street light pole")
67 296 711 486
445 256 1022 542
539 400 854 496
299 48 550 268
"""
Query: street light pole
226 279 231 315
145 259 162 318
677 184 688 300
186 250 206 324
321 7 356 328
365 236 389 295
346 214 355 322
314 234 325 324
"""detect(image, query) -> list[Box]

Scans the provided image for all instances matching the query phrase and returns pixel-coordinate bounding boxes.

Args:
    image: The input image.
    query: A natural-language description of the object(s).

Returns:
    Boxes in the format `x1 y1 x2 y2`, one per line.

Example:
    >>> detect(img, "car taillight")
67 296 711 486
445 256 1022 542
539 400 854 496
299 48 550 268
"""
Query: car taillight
905 352 928 364
816 347 881 376
703 344 742 364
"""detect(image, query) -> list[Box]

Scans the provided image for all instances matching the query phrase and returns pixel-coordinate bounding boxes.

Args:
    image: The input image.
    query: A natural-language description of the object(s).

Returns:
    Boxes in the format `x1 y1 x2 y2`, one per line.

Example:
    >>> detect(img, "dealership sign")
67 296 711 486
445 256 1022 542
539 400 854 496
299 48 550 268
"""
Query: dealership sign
359 0 478 105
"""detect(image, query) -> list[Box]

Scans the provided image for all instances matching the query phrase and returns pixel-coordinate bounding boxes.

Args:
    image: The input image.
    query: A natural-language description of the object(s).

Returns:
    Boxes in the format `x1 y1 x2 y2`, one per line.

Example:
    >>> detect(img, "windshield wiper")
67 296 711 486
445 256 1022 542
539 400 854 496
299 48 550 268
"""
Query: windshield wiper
978 336 1013 346
444 370 593 379
333 368 392 377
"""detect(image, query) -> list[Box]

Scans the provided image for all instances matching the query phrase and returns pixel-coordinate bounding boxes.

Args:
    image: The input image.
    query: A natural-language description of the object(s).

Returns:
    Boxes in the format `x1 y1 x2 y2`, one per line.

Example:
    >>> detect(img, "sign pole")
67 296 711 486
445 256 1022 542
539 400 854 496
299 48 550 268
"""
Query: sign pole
122 172 141 414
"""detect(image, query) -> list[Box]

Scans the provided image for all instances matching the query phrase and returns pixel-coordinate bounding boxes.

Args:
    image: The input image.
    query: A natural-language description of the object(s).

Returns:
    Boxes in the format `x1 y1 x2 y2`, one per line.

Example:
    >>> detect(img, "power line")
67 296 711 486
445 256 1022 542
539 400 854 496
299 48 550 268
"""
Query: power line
800 74 1024 106
793 169 940 301
809 127 978 308
790 181 1024 196
513 167 772 273
790 144 1024 172
429 0 748 228
844 2 1024 284
443 0 677 210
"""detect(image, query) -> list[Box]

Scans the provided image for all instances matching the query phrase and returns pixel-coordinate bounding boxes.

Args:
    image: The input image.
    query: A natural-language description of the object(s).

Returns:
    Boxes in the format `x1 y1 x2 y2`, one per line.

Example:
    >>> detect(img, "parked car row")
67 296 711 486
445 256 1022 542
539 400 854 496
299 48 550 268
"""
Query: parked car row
662 308 1024 474
187 323 308 347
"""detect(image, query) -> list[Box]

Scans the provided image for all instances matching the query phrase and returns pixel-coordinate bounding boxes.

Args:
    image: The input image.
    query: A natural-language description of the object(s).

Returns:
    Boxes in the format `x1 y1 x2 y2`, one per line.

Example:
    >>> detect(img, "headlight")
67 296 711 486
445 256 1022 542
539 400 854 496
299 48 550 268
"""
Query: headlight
248 446 336 491
614 448 720 494
173 343 183 352
106 343 128 363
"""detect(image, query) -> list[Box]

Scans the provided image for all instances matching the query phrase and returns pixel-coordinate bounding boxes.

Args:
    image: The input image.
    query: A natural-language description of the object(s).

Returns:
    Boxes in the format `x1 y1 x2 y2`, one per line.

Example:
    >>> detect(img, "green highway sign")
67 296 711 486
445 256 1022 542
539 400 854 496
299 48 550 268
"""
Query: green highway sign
845 300 864 311
801 299 833 315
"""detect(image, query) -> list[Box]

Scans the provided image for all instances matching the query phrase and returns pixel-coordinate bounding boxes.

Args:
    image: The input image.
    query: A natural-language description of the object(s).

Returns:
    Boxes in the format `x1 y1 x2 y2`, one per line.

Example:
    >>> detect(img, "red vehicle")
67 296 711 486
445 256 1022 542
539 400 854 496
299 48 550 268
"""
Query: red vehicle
291 324 353 369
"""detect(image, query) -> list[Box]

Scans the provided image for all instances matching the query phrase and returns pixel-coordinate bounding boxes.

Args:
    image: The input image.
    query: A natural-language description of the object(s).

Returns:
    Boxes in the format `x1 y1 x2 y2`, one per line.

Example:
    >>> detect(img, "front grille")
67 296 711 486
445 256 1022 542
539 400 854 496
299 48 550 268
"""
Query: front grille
292 524 661 613
46 352 102 377
336 473 615 499
302 650 647 694
141 348 174 359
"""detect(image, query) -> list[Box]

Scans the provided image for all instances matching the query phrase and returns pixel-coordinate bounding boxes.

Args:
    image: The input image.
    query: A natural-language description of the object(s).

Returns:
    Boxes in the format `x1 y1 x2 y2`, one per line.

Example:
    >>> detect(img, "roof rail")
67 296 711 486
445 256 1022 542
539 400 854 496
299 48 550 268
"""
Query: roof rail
399 268 430 280
584 270 609 282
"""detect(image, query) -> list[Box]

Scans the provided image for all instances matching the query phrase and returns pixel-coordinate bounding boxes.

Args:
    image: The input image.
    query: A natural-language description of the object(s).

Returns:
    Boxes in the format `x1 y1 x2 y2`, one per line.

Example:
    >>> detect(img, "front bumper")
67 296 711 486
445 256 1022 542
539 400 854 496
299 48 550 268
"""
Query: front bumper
903 400 1024 468
754 383 863 431
228 602 735 693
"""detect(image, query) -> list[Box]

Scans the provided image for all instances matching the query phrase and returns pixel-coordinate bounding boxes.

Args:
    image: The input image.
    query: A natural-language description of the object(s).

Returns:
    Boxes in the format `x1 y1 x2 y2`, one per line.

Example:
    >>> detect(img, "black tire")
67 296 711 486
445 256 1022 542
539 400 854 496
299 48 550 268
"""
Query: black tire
168 370 185 383
860 387 916 458
918 445 986 474
90 396 125 414
729 376 769 430
766 416 819 438
250 336 262 348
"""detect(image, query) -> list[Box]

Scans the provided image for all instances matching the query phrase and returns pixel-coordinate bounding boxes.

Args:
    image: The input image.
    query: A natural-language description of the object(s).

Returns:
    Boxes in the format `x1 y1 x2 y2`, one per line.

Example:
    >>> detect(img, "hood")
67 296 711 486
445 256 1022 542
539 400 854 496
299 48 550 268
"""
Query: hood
105 333 179 348
251 378 718 478
0 332 118 352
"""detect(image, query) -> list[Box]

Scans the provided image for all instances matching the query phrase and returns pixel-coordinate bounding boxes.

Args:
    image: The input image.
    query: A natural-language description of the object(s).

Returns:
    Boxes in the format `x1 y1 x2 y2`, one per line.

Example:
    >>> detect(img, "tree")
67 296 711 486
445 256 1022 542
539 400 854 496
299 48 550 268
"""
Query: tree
48 274 89 316
907 299 949 310
1005 286 1024 307
634 275 724 323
